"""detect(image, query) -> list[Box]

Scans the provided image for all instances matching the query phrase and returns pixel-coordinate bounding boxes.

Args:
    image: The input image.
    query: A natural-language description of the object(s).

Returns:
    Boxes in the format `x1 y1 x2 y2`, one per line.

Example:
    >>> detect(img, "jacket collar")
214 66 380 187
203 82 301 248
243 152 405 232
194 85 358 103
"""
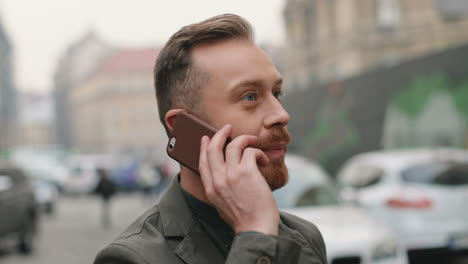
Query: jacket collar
279 214 321 263
159 175 194 237
159 175 314 263
158 175 225 264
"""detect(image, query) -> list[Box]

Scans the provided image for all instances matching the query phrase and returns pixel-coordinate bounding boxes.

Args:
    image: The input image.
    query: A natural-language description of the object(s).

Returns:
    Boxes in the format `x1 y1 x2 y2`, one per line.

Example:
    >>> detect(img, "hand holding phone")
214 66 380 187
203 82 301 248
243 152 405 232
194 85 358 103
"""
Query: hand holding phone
167 111 279 235
198 125 279 235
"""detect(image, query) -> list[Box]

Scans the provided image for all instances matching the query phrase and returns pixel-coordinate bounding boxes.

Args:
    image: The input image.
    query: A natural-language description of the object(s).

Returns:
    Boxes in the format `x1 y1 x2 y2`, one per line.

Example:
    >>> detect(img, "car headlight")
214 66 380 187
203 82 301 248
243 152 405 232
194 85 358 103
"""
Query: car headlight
372 238 398 261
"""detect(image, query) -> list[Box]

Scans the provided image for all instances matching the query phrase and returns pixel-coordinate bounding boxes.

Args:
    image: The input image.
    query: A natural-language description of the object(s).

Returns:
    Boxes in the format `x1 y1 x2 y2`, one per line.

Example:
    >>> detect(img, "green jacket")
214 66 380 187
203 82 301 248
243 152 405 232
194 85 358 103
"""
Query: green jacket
93 178 327 264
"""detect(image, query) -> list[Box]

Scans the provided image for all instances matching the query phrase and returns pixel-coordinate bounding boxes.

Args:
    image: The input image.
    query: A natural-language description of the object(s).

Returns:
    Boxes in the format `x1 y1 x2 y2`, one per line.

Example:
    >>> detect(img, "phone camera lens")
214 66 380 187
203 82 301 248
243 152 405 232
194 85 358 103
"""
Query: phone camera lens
169 137 176 149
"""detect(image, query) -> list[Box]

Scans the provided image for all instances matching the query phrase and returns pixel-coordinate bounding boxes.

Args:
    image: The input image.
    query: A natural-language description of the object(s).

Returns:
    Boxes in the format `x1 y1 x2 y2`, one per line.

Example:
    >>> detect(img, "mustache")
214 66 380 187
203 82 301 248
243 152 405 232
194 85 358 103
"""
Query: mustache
255 128 291 149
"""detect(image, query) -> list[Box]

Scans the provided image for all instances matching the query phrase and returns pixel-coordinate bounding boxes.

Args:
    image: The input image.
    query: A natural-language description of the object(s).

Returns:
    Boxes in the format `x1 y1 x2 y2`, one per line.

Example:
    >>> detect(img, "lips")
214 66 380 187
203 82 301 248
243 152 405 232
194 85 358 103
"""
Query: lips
255 128 291 159
263 144 287 151
262 144 287 159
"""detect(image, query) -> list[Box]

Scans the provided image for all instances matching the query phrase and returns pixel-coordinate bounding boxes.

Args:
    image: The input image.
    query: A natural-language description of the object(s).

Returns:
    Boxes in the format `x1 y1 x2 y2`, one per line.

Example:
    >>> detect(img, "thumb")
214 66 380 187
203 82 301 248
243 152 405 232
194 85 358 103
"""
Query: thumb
242 148 270 168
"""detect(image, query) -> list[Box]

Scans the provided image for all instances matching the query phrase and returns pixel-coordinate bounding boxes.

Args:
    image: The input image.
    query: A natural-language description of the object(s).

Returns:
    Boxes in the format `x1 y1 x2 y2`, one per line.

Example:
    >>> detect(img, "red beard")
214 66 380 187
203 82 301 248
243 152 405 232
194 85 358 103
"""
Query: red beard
255 127 291 191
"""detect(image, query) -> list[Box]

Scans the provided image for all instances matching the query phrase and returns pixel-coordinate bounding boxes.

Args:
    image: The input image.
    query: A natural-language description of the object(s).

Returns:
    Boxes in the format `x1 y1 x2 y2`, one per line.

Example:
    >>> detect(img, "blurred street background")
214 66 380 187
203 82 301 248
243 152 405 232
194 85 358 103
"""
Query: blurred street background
1 0 468 264
0 194 153 264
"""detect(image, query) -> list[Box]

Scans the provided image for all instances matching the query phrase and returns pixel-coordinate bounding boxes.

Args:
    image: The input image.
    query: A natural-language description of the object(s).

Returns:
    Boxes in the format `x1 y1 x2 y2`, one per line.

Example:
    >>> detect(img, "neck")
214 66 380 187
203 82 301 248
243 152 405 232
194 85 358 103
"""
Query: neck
180 166 209 203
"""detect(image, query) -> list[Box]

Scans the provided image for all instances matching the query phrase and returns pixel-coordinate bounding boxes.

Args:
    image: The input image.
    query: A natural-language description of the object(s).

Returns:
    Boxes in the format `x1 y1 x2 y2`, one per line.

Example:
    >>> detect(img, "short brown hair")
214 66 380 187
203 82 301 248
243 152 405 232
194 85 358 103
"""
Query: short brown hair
154 14 254 135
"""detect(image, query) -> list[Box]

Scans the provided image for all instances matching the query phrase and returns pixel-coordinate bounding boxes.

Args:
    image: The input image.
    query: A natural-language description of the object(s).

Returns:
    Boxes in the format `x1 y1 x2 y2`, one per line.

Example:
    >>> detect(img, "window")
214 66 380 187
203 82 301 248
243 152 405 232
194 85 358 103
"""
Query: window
0 168 26 183
295 185 339 207
377 0 400 29
436 0 468 20
0 174 12 192
303 5 315 47
341 165 384 189
402 161 468 185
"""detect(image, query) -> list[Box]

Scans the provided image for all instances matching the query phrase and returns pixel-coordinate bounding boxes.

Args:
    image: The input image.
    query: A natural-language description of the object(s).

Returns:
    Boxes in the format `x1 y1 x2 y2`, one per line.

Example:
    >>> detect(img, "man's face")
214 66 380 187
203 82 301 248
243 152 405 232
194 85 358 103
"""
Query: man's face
192 38 291 191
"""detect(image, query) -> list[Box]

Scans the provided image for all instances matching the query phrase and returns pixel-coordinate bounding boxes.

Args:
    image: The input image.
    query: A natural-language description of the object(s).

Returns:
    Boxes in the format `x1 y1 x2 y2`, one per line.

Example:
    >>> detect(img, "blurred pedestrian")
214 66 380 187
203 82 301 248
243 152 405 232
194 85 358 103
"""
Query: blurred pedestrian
94 168 116 229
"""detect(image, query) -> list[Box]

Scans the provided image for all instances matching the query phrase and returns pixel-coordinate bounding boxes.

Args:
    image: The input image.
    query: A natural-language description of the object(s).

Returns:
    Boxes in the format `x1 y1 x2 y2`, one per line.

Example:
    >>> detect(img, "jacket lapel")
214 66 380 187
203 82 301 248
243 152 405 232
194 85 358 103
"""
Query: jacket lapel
159 177 321 264
279 217 323 264
159 176 224 264
174 223 225 264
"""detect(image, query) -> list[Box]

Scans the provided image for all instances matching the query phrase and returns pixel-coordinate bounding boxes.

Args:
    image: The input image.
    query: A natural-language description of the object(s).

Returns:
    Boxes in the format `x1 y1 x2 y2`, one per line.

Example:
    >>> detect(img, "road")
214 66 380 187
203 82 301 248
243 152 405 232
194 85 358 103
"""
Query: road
1 193 467 264
0 193 155 264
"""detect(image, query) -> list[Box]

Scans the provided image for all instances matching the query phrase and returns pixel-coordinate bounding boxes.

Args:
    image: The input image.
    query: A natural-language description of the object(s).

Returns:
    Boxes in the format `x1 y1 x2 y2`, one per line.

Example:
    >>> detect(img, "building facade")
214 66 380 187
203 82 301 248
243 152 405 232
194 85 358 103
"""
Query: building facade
69 48 166 156
16 91 54 146
0 18 16 152
283 0 468 91
53 32 114 149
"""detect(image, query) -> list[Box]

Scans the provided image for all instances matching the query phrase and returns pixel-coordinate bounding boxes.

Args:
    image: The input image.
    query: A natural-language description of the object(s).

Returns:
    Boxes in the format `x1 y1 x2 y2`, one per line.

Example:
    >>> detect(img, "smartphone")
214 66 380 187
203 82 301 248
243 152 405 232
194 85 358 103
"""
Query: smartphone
166 111 226 175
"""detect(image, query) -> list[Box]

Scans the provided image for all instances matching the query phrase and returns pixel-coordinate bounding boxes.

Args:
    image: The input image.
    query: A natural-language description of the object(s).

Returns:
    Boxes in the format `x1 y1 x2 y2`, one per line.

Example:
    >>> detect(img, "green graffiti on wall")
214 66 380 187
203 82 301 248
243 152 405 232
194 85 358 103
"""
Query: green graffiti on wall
386 72 468 149
393 73 448 118
393 72 468 120
298 71 468 170
0 149 10 158
451 79 468 120
300 97 359 165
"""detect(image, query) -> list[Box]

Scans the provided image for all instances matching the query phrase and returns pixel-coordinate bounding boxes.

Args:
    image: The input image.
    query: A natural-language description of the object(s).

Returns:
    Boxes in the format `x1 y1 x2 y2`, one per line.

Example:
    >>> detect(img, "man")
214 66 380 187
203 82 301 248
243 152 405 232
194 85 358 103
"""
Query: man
94 14 327 264
94 168 116 228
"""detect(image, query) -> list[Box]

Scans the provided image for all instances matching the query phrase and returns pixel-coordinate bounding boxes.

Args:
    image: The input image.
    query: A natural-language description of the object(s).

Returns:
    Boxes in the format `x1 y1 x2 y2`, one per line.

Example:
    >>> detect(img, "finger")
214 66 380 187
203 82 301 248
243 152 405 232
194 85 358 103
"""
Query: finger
225 135 258 167
206 124 232 172
199 136 213 193
241 147 270 168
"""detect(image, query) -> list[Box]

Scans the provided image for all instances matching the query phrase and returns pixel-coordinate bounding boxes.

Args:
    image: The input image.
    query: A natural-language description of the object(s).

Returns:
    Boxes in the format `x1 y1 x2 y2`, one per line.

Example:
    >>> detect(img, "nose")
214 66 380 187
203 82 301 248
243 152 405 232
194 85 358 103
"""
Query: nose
263 98 290 129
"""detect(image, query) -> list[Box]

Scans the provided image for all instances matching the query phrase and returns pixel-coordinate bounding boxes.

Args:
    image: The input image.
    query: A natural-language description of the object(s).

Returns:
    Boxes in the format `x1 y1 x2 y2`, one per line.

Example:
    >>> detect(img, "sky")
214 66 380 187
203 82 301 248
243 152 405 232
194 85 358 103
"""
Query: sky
1 0 286 92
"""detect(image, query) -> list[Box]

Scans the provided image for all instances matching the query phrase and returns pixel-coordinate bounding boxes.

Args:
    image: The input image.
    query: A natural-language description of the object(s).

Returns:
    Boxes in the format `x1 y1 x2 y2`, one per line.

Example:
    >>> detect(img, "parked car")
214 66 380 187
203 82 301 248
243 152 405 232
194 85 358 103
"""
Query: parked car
33 178 59 215
275 154 408 264
20 166 59 215
0 160 39 254
11 147 70 191
336 148 468 259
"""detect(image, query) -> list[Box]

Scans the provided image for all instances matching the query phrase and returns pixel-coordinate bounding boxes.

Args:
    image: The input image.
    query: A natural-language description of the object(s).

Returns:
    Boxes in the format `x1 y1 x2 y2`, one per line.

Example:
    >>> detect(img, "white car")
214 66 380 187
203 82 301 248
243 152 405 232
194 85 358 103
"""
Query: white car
275 154 408 264
33 178 59 215
63 154 115 195
336 148 468 257
10 147 70 189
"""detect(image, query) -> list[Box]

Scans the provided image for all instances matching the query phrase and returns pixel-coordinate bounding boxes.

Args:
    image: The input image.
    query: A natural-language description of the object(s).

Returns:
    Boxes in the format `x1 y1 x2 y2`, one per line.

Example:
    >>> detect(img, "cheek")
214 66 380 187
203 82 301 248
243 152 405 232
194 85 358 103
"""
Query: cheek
201 98 263 136
229 117 263 137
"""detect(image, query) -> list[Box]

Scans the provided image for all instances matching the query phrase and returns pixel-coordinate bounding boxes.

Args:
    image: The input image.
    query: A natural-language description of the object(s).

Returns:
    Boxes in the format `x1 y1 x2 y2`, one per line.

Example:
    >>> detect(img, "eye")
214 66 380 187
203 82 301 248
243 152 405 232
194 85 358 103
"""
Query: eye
273 90 282 99
242 92 257 101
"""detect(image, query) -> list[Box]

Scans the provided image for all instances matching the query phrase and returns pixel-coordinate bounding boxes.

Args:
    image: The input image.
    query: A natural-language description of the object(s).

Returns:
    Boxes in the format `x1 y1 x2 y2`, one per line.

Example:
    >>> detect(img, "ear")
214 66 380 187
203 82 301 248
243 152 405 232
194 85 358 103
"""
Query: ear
165 109 185 133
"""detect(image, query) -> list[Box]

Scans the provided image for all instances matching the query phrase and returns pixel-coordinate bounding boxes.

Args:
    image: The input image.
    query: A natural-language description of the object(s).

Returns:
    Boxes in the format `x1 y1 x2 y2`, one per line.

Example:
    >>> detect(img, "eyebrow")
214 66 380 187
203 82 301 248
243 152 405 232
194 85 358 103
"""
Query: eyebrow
230 77 283 94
